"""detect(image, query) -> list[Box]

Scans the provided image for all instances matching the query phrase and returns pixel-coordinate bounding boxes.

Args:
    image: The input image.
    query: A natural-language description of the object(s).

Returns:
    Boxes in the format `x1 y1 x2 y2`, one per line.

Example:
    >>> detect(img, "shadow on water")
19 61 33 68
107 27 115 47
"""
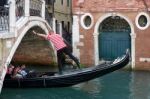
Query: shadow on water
1 70 150 99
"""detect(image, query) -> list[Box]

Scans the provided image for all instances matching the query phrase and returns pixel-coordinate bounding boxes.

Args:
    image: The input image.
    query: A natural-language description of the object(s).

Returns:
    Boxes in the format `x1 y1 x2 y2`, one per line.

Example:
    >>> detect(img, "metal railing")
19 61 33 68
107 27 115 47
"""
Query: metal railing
0 0 46 32
0 6 9 31
16 0 25 20
30 0 42 17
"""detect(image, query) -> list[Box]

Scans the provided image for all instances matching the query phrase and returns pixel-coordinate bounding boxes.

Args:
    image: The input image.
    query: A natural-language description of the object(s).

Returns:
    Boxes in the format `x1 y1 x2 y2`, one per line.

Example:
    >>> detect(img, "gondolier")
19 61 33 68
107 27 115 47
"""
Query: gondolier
32 30 81 74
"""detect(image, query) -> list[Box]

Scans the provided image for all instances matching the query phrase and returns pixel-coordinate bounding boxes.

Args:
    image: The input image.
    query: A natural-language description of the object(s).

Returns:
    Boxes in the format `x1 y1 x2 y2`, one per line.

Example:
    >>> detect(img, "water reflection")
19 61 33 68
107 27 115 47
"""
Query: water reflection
1 70 150 99
73 79 101 96
130 71 150 99
1 88 93 99
99 70 131 99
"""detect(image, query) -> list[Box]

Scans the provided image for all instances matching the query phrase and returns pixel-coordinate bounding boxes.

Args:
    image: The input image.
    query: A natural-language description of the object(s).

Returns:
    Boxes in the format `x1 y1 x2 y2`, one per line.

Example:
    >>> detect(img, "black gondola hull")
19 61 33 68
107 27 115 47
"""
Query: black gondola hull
3 50 130 88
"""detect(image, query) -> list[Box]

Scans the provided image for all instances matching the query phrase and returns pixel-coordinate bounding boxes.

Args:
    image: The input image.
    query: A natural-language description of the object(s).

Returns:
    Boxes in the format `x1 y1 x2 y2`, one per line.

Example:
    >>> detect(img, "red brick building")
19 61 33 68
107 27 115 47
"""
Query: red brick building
72 0 150 70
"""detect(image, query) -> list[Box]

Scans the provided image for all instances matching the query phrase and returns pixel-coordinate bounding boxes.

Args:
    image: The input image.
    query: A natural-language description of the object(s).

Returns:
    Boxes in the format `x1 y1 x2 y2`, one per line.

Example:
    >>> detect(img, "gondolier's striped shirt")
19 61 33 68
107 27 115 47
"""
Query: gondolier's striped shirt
46 33 66 51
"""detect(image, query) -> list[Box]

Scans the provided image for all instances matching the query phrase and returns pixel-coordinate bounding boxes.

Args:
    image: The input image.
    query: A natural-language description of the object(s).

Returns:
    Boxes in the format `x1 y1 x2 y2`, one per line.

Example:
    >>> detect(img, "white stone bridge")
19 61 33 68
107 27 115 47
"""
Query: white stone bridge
0 0 56 93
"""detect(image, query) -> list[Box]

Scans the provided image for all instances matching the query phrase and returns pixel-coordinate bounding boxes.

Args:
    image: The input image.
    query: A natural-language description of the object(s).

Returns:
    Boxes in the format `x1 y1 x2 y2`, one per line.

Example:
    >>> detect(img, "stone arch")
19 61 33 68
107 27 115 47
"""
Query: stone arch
93 13 136 69
5 20 57 69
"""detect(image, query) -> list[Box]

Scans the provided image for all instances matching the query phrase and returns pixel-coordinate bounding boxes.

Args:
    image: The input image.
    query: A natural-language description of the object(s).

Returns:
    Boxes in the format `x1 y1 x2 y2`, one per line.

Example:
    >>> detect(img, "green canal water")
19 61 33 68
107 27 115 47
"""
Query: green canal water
1 70 150 99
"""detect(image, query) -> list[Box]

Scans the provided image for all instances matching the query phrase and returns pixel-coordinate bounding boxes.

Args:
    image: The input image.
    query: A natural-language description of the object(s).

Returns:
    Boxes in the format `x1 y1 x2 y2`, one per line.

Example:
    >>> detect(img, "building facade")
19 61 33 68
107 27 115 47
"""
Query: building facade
46 0 72 43
72 0 150 70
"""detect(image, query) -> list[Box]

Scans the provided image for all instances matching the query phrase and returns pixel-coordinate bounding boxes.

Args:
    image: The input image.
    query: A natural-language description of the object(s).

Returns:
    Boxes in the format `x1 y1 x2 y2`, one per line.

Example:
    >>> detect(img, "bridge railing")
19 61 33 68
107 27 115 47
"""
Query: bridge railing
0 6 9 31
30 0 42 17
0 0 45 33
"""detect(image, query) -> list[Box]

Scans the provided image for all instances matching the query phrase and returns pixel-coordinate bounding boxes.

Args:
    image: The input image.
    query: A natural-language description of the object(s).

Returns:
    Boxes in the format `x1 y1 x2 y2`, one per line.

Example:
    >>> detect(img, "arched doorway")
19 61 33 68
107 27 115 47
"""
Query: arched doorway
98 16 131 61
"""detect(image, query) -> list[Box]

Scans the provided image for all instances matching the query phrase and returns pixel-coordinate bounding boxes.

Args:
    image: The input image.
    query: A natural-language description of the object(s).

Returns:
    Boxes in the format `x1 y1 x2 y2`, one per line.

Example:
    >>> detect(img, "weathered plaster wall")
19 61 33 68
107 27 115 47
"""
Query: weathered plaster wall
11 27 56 66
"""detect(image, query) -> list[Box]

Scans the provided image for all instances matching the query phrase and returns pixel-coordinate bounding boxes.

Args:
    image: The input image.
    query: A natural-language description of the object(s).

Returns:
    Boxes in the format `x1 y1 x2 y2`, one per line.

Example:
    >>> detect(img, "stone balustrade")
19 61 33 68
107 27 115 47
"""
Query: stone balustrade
0 0 45 34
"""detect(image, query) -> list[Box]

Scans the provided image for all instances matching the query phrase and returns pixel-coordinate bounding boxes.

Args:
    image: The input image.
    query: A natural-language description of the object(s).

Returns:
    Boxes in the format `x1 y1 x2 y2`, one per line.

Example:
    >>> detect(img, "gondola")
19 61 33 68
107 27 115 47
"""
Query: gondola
3 50 130 88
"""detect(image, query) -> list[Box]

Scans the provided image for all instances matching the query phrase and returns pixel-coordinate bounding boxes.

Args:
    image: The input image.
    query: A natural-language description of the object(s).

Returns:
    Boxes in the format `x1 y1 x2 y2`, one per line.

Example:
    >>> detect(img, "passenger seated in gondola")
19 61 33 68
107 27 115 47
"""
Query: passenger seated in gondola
5 64 14 79
12 66 22 79
12 64 36 79
12 65 28 79
20 65 37 78
18 64 28 78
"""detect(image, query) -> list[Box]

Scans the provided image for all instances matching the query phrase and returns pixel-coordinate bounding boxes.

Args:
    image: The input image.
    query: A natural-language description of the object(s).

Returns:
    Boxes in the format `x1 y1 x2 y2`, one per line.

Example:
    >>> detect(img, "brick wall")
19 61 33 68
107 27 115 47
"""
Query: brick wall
73 0 150 70
135 25 150 70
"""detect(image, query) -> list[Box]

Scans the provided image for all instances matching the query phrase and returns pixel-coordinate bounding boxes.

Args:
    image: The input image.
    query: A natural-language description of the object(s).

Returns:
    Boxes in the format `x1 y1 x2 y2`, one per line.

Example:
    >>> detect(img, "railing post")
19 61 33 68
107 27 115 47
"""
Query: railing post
25 0 30 17
42 0 45 19
9 0 16 33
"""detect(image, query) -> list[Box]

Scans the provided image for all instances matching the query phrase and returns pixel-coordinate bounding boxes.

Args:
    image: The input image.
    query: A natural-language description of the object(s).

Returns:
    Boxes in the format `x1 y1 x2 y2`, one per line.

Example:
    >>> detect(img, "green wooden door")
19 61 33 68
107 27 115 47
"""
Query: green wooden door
99 32 131 61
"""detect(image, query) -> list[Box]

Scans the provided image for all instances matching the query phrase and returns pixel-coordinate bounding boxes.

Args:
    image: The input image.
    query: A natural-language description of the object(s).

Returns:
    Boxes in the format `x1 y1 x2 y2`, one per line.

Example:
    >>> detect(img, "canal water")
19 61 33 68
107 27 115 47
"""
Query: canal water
1 70 150 99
